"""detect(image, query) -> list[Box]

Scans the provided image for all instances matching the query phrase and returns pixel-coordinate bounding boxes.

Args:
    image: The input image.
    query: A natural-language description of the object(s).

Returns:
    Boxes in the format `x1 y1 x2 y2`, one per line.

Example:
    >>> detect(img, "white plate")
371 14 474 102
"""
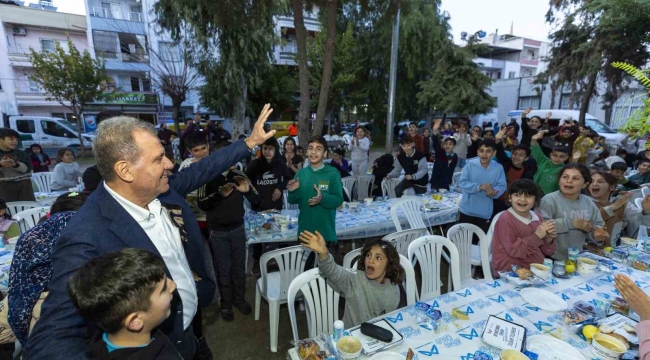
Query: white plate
368 352 404 360
526 335 587 360
520 288 568 312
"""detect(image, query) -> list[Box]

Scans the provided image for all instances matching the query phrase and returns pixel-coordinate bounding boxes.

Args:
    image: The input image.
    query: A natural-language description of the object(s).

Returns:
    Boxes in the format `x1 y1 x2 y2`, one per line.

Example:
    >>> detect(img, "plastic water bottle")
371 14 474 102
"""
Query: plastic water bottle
333 320 344 342
0 236 6 250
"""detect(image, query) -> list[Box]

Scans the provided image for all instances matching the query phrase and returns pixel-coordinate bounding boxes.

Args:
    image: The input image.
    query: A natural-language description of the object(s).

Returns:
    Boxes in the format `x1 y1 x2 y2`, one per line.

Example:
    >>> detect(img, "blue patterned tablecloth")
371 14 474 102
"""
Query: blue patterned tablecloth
288 252 650 360
246 195 460 245
34 191 68 207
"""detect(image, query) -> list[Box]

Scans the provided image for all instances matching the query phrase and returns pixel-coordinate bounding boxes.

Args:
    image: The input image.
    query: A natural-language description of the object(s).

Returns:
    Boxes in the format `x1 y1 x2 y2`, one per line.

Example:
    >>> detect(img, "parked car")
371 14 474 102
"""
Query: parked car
2 116 93 149
507 109 628 148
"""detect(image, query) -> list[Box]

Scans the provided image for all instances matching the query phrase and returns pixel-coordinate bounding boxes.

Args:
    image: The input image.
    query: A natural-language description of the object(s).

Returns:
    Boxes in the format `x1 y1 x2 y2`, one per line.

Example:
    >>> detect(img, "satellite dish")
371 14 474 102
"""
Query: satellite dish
461 32 468 41
478 31 487 38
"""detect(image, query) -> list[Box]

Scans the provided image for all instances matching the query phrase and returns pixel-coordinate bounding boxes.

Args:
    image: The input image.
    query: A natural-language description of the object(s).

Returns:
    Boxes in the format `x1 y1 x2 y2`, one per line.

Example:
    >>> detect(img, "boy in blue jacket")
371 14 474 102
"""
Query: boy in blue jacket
430 119 458 191
457 139 507 233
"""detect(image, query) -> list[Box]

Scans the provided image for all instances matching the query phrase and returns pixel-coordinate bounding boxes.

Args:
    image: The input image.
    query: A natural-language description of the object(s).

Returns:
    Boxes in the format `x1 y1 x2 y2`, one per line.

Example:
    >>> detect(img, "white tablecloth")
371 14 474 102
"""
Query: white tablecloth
34 191 68 207
288 251 650 360
246 195 460 245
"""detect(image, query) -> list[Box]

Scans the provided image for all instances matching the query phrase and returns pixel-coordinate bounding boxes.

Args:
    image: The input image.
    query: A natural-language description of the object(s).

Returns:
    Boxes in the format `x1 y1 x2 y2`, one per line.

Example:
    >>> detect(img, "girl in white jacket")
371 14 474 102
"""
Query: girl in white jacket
348 127 370 175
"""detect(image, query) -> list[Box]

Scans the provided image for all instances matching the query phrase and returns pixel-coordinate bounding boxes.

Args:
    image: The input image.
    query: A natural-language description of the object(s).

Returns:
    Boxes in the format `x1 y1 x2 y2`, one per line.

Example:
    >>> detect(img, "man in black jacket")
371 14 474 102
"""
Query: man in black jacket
430 119 458 191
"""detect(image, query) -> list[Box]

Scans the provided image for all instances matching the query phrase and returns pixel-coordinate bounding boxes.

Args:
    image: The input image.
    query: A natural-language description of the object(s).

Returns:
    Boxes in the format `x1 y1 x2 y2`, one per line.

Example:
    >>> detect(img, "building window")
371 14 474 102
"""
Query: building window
508 71 516 79
521 67 535 77
560 95 581 110
130 77 141 92
40 39 69 53
519 96 541 110
159 41 181 62
100 2 121 19
93 30 119 59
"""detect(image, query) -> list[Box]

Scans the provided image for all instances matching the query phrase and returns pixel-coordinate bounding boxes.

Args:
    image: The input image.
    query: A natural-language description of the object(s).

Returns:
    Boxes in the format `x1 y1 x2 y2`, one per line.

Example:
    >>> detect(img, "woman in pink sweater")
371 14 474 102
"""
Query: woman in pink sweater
492 179 558 274
616 274 650 359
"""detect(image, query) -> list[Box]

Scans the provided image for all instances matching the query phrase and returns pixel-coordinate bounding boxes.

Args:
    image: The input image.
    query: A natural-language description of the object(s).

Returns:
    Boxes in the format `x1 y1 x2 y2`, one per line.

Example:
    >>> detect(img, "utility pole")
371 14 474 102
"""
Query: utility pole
385 3 401 153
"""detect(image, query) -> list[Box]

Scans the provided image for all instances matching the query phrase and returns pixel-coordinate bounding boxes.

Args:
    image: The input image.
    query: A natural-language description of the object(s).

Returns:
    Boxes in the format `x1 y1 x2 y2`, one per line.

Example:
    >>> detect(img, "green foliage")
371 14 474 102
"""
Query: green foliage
28 37 110 152
154 0 282 133
611 62 650 136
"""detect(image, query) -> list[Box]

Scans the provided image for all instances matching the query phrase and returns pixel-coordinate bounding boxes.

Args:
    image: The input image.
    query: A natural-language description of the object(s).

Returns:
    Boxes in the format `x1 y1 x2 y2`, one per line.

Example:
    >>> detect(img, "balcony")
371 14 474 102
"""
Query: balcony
90 7 143 22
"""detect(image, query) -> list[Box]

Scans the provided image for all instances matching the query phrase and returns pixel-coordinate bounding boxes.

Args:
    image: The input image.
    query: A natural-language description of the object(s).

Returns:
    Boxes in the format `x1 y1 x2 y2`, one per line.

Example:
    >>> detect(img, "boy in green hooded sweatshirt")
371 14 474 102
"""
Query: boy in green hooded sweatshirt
288 136 344 253
530 130 569 194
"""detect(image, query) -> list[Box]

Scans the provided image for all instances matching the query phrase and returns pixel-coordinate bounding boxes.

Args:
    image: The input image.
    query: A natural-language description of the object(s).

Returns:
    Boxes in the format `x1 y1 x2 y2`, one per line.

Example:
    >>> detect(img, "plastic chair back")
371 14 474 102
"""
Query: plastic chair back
382 228 428 258
6 201 41 217
13 206 50 234
259 246 313 303
288 268 340 342
408 235 461 299
400 254 417 306
31 172 54 193
341 176 357 201
447 223 492 282
283 190 299 210
343 248 362 269
356 175 374 200
390 197 426 232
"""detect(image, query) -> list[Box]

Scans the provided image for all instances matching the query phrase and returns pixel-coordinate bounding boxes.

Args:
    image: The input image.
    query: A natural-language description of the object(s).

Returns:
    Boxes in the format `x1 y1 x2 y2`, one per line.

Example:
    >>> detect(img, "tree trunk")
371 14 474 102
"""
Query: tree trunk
172 99 182 134
579 73 598 125
232 74 248 138
293 0 311 146
312 0 337 137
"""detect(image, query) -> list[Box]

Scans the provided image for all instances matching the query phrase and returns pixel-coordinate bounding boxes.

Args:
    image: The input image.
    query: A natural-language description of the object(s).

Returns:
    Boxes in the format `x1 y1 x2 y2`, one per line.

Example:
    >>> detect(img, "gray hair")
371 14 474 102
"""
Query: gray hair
93 116 157 182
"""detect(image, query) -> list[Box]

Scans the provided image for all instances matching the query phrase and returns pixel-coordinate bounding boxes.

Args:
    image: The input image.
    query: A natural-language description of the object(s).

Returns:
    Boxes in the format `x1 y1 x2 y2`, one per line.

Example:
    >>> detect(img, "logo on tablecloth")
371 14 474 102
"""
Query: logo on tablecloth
504 313 513 322
561 293 570 301
386 312 403 323
636 280 647 288
533 321 553 331
456 289 472 297
485 280 500 288
457 306 474 316
488 295 505 303
546 278 558 285
600 275 615 283
398 326 421 339
416 342 439 357
525 305 541 312
435 334 462 348
577 284 594 292
457 327 479 340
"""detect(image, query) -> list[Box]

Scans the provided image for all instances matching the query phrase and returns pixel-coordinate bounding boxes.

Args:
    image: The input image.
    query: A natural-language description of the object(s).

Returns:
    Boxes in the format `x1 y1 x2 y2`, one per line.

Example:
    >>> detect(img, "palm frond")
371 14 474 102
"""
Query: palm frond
612 62 650 89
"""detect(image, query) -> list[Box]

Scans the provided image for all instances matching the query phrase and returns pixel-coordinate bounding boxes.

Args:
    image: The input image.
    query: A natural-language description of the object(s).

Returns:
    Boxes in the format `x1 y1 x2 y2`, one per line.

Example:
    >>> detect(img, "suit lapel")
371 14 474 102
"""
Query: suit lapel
95 184 162 257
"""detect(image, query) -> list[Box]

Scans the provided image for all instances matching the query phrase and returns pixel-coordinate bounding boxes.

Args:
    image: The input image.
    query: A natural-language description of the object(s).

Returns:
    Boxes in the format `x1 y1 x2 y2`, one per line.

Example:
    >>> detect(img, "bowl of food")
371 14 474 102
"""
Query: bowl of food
337 336 362 360
620 237 638 247
347 202 359 209
592 333 627 360
500 349 529 360
577 257 598 274
364 197 373 205
530 263 551 280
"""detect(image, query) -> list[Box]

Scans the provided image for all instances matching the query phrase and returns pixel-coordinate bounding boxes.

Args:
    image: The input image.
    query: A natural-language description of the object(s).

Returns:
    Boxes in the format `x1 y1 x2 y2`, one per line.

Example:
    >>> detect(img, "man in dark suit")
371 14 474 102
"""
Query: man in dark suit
25 105 277 359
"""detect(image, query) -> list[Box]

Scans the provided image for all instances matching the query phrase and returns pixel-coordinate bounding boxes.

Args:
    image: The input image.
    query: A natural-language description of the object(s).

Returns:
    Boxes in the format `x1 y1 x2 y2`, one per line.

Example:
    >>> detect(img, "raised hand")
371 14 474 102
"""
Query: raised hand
642 194 650 215
233 176 250 193
299 230 328 259
522 107 533 116
219 183 235 198
246 104 275 148
272 188 282 201
432 119 443 132
535 221 555 239
615 274 650 321
573 218 594 232
612 192 632 211
495 127 507 142
531 130 548 142
546 112 552 119
287 179 300 192
308 184 323 206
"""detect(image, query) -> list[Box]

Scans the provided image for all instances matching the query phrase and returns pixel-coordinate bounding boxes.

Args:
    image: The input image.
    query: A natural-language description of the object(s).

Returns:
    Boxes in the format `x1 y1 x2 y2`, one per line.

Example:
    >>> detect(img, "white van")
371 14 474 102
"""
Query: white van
506 109 628 147
3 116 94 149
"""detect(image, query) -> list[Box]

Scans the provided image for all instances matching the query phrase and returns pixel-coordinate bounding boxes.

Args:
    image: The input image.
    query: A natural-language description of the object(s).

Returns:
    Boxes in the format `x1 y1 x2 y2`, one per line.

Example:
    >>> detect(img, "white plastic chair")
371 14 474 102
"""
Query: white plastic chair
382 229 428 258
13 206 50 234
484 211 506 279
282 190 299 211
452 172 462 187
343 248 362 269
400 254 417 306
446 223 493 287
31 172 54 193
408 235 461 299
277 136 287 150
381 178 399 198
254 246 313 352
427 162 434 179
331 135 341 141
171 138 181 160
341 176 357 201
390 197 427 232
288 268 341 343
356 174 375 200
323 134 332 141
6 201 41 217
342 134 352 145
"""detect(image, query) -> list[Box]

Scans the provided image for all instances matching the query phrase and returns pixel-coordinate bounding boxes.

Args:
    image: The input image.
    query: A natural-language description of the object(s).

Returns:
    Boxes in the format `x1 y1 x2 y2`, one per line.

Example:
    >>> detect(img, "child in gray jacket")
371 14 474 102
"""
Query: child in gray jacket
299 231 404 328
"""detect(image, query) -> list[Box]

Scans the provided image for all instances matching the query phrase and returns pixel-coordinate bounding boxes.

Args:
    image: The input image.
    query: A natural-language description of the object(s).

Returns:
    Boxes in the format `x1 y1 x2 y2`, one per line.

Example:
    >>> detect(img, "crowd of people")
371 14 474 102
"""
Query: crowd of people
0 105 649 359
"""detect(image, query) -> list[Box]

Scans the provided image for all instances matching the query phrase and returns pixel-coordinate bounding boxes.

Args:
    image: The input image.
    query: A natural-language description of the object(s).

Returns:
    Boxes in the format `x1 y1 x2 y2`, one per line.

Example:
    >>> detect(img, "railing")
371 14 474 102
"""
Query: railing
96 51 149 63
90 7 144 22
281 45 297 53
90 7 121 20
105 81 153 93
13 81 43 94
7 45 30 55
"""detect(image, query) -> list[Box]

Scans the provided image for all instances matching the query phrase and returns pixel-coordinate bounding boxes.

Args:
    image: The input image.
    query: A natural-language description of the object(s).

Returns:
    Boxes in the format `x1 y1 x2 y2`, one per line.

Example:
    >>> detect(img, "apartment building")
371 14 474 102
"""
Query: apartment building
474 33 550 80
0 2 89 122
273 8 320 66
